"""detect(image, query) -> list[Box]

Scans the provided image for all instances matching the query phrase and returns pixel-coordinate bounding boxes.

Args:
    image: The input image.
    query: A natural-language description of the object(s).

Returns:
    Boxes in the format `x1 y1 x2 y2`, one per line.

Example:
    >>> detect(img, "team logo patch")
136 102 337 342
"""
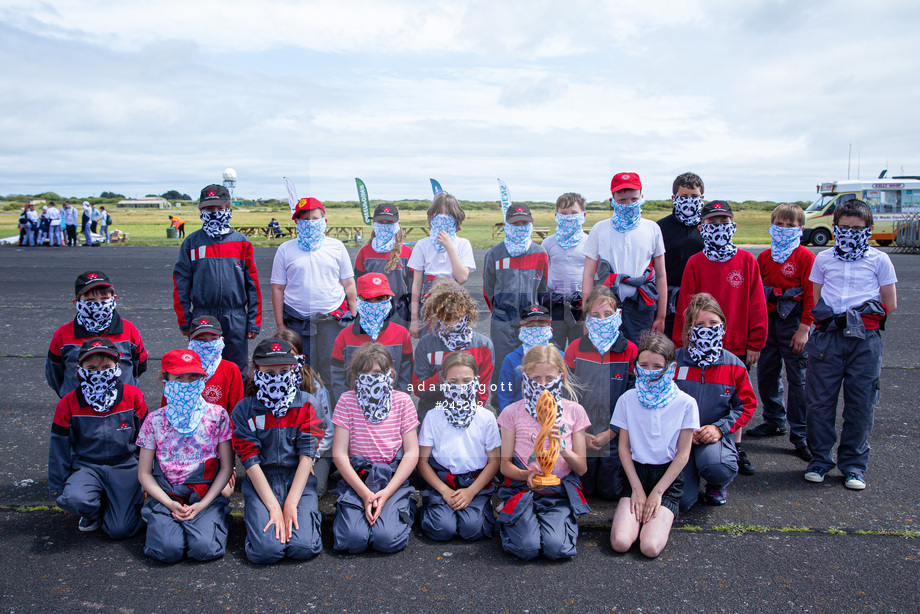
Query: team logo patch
86 273 98 280
91 341 104 347
117 422 131 431
270 343 282 352
781 261 798 277
613 372 623 380
372 276 382 285
727 270 744 288
529 306 541 312
712 202 723 209
621 174 630 180
383 206 391 212
203 385 222 403
199 318 210 325
181 352 194 362
721 387 732 396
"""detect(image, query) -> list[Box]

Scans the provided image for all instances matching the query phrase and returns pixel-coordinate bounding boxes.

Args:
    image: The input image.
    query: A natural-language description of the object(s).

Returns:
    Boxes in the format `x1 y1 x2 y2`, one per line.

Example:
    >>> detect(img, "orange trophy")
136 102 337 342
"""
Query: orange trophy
532 390 561 487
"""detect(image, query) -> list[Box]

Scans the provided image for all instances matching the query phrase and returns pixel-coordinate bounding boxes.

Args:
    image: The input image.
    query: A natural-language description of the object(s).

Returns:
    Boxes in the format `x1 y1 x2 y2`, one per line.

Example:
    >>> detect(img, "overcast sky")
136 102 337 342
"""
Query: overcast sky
1 0 918 203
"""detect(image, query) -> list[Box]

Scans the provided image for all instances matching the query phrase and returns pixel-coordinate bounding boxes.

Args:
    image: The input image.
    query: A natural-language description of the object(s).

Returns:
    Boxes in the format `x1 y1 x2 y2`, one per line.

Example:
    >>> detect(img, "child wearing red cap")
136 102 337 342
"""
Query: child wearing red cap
48 337 148 537
355 203 414 329
582 172 668 344
271 197 357 408
331 273 414 402
137 349 234 563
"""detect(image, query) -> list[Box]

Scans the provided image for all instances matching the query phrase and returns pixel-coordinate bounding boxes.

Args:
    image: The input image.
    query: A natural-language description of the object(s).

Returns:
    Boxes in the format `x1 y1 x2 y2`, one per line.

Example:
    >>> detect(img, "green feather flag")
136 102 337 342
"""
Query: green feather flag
355 178 371 225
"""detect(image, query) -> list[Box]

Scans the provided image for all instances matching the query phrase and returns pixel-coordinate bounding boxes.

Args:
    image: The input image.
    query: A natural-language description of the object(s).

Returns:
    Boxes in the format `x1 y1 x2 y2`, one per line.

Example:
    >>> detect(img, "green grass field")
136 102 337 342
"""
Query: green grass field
0 204 776 248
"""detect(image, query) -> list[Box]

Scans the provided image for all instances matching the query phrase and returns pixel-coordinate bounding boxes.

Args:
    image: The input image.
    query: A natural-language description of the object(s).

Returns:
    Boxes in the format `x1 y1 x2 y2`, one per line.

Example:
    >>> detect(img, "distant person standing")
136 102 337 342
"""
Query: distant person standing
25 204 39 246
90 204 99 234
172 184 262 372
169 215 186 239
99 207 111 243
47 201 63 247
62 201 79 247
81 202 95 246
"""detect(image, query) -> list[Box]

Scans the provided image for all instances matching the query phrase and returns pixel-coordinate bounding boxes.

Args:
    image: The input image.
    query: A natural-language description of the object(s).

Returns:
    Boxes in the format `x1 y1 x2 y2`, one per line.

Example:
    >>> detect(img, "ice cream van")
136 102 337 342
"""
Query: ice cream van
802 176 920 246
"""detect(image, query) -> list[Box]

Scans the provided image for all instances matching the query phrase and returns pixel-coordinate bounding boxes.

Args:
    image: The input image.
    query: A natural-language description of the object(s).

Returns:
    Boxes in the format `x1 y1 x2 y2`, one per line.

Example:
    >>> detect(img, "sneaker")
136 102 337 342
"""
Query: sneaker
737 449 755 475
746 423 788 437
804 466 828 483
78 517 101 532
844 473 866 490
703 486 727 506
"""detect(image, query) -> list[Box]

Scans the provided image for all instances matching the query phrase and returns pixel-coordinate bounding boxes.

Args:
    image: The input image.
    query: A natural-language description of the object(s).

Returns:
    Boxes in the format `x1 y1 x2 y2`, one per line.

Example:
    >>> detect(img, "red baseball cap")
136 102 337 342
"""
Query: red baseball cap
292 197 325 220
610 172 642 194
162 349 207 376
356 273 394 299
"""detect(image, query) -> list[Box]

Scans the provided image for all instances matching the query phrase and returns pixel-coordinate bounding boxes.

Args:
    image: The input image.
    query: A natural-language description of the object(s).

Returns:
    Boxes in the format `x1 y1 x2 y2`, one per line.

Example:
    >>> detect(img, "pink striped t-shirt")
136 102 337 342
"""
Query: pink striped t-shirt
332 390 419 464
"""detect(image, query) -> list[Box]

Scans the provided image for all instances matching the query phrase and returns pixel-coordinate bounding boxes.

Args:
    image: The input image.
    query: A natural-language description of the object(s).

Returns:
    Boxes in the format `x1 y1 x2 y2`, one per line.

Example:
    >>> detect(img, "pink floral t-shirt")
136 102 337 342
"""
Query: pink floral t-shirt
496 398 590 479
136 403 232 485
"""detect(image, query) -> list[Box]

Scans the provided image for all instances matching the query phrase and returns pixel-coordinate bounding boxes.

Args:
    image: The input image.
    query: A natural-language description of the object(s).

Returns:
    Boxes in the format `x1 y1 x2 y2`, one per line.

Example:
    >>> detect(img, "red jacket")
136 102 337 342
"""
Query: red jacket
674 250 768 355
757 245 816 327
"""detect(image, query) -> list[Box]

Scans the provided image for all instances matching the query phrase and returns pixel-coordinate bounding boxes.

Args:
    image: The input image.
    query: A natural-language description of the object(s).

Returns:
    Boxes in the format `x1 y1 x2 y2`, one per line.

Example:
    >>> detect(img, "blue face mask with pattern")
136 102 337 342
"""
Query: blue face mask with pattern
635 363 678 409
554 212 586 248
504 222 533 257
163 378 208 435
518 325 553 353
371 222 399 253
584 310 622 354
357 298 391 341
429 214 457 252
296 218 326 251
188 338 224 378
769 225 803 263
610 198 644 232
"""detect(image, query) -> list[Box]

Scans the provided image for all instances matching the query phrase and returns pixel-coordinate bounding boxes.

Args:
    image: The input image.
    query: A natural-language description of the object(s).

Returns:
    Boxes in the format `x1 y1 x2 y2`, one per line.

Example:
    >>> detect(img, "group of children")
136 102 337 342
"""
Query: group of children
45 171 898 562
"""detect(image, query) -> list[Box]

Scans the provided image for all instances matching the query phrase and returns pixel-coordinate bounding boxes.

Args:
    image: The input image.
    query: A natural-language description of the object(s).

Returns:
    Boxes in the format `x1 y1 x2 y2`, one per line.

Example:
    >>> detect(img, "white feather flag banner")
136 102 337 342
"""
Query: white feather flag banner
283 177 299 217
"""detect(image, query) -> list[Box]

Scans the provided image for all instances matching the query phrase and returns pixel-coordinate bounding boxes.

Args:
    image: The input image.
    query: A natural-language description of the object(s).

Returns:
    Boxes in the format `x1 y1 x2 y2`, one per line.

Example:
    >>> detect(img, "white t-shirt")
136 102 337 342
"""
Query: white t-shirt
46 207 62 226
809 248 898 313
270 238 354 315
611 389 699 466
407 236 476 278
582 218 665 298
418 405 501 475
543 233 588 295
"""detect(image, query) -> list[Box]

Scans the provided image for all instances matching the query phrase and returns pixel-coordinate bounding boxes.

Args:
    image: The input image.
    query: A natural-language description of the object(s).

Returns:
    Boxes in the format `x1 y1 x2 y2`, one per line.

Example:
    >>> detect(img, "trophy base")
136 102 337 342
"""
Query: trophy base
532 474 561 487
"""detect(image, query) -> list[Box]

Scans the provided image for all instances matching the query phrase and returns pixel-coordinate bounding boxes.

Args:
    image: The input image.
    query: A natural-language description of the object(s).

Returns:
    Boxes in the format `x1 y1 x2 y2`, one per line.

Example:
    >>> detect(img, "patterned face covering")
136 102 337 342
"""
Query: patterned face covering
518 325 553 353
163 378 208 435
188 338 224 379
371 222 399 253
77 365 121 413
610 198 645 232
253 368 299 416
833 226 871 262
355 372 393 423
296 218 327 252
438 316 473 351
441 378 479 429
687 323 725 367
200 208 233 238
554 212 586 248
700 222 738 262
504 222 533 257
75 297 116 333
357 298 391 341
673 196 703 226
429 214 457 253
291 354 306 389
584 310 622 354
635 363 679 409
522 372 564 423
769 225 803 263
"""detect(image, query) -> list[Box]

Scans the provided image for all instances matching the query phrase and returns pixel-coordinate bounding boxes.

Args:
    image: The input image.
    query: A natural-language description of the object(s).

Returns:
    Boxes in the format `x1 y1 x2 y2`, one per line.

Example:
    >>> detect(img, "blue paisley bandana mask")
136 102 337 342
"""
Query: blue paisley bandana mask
518 325 553 353
504 222 533 257
76 297 116 333
833 226 871 262
554 212 586 248
371 222 399 253
163 378 208 435
584 310 622 354
700 222 738 262
200 208 233 238
688 323 725 367
78 365 121 413
355 372 393 423
357 298 391 341
610 198 645 233
188 338 224 378
635 363 679 410
296 218 327 251
673 196 703 226
769 225 803 263
522 373 564 423
441 378 479 429
253 368 299 416
429 214 457 253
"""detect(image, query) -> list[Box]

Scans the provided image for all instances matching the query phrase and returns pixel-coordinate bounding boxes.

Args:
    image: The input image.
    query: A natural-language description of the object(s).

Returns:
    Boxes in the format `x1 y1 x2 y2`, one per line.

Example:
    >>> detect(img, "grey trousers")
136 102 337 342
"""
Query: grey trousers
56 458 143 539
680 436 738 511
142 493 230 563
242 469 322 564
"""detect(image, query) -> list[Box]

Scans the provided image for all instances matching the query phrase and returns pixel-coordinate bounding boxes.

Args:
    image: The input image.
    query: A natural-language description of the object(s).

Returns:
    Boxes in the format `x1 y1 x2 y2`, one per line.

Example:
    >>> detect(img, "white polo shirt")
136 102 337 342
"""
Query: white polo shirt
611 389 699 466
810 248 897 313
542 233 588 295
270 238 353 315
407 236 476 277
582 218 665 298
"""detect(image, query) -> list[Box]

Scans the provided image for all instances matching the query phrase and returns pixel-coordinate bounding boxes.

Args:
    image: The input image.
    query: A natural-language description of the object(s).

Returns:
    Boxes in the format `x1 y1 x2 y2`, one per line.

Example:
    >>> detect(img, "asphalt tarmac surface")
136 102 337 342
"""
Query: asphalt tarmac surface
1 242 918 613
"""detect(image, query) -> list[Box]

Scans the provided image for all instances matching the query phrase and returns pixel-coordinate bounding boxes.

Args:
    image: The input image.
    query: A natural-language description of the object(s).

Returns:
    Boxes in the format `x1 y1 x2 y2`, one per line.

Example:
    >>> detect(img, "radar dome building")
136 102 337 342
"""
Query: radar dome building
222 168 237 199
